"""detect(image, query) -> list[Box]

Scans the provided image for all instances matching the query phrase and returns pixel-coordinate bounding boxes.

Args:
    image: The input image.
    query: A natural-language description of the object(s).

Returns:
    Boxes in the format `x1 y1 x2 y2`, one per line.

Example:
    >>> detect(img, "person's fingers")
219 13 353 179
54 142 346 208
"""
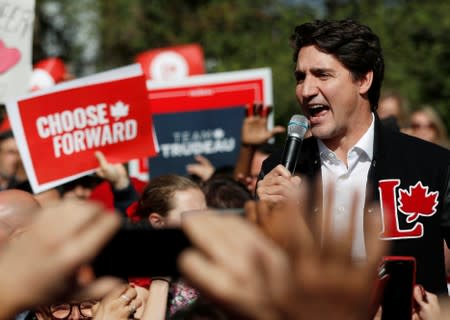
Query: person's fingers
262 105 272 118
97 282 128 305
425 290 438 305
72 277 124 301
413 285 426 306
321 183 335 258
331 191 360 264
120 286 137 304
258 176 296 196
244 201 258 224
308 176 323 244
411 313 420 320
32 201 107 248
194 154 211 165
246 103 254 117
270 126 286 136
185 164 200 174
58 208 121 271
253 102 263 116
183 213 275 283
95 151 108 168
255 199 272 228
178 248 237 303
181 214 240 267
364 206 388 271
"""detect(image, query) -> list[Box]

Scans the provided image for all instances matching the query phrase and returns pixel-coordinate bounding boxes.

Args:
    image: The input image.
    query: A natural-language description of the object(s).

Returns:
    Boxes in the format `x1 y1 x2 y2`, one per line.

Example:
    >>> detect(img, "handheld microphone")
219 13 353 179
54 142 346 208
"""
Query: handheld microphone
280 114 309 174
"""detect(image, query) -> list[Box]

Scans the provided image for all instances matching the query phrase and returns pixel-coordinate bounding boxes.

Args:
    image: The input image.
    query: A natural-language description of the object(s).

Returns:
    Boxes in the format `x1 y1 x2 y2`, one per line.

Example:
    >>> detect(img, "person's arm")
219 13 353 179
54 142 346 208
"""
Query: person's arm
140 278 170 320
112 183 139 216
95 151 138 216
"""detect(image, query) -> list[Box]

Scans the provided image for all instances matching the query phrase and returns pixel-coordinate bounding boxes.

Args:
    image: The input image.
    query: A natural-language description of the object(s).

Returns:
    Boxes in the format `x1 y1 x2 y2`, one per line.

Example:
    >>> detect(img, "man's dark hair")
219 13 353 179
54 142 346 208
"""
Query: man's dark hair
290 19 384 111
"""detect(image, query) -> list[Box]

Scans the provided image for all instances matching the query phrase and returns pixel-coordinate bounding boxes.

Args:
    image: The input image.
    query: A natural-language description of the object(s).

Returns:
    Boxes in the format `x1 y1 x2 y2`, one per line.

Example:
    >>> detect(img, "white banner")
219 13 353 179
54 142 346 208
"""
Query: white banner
0 0 35 103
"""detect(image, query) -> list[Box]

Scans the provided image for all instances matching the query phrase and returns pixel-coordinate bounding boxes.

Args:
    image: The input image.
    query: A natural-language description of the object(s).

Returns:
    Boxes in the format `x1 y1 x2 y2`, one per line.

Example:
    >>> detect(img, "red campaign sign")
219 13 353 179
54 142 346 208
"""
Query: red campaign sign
135 44 205 81
149 79 265 114
8 70 157 193
128 68 272 180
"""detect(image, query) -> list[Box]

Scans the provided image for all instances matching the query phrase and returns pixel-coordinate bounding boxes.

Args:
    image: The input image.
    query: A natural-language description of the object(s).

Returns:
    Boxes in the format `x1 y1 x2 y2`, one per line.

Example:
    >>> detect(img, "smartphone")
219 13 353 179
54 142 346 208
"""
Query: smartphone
379 256 416 320
92 222 191 279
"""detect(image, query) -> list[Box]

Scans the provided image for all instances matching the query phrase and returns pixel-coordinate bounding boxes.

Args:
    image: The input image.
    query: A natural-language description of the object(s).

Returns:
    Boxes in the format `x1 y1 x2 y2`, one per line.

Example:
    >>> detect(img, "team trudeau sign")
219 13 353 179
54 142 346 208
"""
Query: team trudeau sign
6 65 157 193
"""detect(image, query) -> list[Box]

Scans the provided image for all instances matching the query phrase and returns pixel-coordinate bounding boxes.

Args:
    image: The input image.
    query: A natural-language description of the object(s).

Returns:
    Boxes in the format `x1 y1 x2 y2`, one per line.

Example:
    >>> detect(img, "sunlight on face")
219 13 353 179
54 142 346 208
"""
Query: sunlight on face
295 45 372 147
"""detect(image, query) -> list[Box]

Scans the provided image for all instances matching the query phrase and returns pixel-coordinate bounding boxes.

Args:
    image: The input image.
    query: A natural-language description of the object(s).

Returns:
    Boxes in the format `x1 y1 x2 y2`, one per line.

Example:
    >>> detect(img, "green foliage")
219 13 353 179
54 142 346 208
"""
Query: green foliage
34 0 450 134
326 0 450 131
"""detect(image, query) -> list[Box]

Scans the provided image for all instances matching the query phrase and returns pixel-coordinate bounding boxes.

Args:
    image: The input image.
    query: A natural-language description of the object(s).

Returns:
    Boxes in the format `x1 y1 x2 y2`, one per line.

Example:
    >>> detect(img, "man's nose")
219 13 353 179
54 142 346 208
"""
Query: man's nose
299 75 319 100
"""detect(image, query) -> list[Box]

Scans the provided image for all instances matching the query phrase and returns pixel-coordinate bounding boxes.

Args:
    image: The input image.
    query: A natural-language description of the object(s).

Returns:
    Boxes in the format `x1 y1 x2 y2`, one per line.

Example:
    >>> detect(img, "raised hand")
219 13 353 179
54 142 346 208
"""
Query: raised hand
95 151 130 190
0 200 122 318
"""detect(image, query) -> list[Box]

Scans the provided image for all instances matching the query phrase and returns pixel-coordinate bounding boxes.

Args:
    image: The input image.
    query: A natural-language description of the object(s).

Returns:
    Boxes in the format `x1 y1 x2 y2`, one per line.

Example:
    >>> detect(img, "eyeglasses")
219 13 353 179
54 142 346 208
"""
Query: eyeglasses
410 122 435 130
50 301 96 319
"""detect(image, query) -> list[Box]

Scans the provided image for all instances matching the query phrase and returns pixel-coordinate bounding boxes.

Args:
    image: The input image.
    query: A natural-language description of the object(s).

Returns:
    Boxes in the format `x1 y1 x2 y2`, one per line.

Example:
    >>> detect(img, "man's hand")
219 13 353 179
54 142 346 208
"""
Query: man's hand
186 155 215 182
256 164 302 205
95 151 129 190
179 186 387 320
178 213 292 320
0 200 122 317
241 105 285 146
94 283 142 320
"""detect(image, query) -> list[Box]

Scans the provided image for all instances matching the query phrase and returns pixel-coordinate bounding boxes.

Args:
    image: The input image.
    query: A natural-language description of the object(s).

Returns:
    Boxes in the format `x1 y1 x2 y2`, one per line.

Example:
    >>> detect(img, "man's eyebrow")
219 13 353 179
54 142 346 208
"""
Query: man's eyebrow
294 70 305 79
310 67 335 74
294 68 335 78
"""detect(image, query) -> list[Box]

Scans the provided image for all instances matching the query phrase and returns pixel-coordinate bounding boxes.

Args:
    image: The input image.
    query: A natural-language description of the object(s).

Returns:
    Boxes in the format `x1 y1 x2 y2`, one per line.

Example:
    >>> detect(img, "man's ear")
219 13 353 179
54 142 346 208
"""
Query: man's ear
359 70 373 95
148 212 165 228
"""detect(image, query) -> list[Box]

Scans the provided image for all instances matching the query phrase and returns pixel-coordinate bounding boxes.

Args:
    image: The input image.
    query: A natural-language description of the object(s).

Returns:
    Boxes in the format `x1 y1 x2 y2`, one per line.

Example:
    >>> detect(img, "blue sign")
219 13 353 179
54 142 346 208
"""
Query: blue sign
149 106 246 178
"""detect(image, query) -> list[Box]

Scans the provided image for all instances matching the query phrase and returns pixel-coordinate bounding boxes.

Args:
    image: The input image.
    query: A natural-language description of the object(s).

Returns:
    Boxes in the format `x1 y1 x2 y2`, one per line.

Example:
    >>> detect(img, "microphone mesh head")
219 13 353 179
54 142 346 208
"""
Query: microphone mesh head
288 114 309 139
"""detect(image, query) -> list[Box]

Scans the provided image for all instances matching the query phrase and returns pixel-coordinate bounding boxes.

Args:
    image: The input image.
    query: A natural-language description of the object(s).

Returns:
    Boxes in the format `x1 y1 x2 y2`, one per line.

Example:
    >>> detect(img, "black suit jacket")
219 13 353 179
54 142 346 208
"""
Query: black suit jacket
259 117 450 293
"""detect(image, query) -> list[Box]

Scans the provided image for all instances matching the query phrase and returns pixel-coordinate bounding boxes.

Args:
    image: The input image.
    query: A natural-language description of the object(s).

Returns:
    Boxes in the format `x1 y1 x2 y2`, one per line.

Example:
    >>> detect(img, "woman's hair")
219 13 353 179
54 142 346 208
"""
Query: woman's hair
290 19 384 111
134 174 201 219
412 106 449 148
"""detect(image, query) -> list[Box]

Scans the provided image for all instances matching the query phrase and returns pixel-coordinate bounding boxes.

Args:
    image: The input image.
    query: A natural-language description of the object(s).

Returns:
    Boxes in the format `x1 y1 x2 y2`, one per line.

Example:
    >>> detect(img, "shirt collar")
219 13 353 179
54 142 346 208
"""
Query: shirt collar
317 113 375 161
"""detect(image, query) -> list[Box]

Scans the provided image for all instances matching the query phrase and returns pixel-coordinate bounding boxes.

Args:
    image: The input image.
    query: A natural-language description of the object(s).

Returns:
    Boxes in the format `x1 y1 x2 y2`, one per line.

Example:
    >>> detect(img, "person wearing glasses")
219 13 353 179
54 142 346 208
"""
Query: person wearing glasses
30 301 96 320
409 106 449 148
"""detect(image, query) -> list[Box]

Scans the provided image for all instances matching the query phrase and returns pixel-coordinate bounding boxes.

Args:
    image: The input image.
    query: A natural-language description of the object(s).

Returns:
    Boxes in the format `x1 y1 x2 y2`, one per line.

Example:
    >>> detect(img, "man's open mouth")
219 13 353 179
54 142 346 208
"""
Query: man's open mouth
308 104 330 117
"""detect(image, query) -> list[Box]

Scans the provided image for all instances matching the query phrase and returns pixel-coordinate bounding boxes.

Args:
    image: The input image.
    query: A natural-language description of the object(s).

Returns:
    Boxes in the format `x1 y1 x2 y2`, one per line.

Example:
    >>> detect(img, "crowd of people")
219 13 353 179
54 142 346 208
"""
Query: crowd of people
0 18 449 320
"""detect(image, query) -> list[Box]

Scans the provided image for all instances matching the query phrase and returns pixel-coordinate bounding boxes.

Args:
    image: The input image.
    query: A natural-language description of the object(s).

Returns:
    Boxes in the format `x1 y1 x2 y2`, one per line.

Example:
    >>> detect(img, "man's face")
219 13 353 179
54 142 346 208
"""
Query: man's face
0 137 20 179
295 45 370 144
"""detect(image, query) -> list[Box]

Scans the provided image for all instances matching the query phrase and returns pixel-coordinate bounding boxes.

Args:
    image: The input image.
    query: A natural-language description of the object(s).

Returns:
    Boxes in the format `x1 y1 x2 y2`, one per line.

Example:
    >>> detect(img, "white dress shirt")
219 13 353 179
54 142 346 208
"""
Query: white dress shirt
318 113 375 260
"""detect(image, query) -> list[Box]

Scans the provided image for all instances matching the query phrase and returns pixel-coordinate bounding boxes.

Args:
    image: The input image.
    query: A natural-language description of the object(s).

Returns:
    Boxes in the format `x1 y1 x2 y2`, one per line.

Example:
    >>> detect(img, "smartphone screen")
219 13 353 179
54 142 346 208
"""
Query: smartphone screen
380 256 416 320
92 222 191 279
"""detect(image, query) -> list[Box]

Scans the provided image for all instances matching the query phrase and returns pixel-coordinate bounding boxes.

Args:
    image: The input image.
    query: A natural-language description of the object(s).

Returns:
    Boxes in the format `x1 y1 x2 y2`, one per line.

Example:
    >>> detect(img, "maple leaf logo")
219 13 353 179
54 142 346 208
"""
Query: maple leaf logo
398 181 439 223
110 101 129 121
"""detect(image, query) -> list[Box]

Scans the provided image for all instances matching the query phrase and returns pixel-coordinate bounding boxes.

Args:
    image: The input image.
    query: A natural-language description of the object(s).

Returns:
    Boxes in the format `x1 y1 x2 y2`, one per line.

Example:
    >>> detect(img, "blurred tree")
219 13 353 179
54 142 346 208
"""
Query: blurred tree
326 0 450 132
94 0 317 139
33 0 450 133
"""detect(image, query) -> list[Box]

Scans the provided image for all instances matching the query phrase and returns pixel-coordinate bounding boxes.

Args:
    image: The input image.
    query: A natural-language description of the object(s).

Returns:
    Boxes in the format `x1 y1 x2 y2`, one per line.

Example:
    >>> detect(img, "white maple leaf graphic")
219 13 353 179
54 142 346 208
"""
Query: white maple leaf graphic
110 101 129 121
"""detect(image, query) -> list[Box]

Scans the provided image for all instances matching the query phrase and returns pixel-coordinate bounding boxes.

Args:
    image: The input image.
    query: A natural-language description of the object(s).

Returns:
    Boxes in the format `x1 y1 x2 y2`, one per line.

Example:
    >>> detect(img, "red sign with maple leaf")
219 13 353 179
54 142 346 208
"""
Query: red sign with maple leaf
6 66 157 193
